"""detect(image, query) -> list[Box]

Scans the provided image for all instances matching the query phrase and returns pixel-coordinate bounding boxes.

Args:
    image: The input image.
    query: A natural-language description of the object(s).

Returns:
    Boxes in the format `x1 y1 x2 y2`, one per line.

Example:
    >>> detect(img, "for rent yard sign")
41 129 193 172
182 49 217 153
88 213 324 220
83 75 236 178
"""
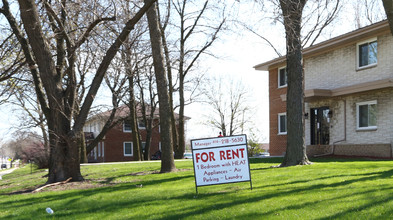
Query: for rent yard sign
191 135 252 192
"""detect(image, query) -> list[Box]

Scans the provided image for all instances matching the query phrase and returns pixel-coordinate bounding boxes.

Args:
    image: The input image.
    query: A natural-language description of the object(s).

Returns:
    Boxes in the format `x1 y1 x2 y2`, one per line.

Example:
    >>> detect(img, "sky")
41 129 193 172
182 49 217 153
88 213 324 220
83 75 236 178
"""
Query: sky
0 0 386 145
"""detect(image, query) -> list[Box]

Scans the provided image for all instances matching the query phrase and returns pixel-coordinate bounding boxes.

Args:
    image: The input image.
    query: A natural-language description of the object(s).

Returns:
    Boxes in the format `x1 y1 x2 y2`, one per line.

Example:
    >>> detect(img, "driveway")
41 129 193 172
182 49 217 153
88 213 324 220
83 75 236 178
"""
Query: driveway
0 168 17 180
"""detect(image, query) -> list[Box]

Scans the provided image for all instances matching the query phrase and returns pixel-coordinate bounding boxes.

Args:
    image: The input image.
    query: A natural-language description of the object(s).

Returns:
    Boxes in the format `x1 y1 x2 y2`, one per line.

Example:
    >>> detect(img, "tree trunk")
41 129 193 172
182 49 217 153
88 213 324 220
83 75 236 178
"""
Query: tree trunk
279 0 311 167
145 1 176 172
176 74 185 159
126 50 141 161
383 0 393 35
79 131 88 164
16 0 157 183
47 118 83 183
160 24 180 159
143 124 153 160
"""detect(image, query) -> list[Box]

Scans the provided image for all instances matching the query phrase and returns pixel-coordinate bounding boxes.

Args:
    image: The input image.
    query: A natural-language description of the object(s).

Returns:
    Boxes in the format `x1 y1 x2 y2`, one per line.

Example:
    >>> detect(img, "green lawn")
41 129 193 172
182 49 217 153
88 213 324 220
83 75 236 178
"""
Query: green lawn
1 157 393 219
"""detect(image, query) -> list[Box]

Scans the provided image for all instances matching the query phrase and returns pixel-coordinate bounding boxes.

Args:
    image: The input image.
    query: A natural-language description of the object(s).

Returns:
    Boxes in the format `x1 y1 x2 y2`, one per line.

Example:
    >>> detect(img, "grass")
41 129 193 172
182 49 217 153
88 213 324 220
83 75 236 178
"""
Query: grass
1 157 393 219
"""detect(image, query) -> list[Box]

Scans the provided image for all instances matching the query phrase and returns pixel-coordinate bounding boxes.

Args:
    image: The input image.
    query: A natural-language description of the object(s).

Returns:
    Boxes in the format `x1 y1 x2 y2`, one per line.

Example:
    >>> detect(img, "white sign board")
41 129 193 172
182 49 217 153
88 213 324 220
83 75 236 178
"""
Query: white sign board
191 135 252 188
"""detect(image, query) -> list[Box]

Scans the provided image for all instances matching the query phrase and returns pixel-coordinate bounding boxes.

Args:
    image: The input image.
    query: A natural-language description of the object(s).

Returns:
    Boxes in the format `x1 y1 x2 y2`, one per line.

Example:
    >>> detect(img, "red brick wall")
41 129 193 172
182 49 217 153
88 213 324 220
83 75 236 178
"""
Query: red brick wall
269 68 287 156
103 121 161 162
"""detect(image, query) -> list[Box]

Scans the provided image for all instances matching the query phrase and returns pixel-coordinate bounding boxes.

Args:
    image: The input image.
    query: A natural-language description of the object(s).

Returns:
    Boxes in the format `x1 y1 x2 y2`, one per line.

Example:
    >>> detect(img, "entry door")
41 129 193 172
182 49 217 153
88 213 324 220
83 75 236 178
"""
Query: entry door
310 107 330 145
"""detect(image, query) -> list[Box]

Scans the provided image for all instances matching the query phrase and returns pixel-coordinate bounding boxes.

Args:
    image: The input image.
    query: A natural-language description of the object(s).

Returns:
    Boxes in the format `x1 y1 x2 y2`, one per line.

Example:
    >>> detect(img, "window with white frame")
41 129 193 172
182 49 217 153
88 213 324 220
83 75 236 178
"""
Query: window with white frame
357 38 377 69
278 67 287 88
278 113 287 135
123 121 132 132
357 100 377 130
124 142 133 156
138 121 146 129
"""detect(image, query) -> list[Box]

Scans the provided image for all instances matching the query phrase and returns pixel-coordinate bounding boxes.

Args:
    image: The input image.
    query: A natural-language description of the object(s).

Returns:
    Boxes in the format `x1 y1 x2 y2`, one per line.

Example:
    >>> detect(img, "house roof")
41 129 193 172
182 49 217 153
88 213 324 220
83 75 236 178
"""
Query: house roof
87 104 191 122
254 20 390 71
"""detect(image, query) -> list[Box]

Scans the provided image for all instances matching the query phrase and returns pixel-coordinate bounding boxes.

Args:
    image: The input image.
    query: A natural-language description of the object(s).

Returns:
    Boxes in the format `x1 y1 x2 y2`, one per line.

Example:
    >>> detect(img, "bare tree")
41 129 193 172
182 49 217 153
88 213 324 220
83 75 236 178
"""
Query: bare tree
0 0 156 183
159 0 226 159
3 131 48 168
353 0 384 29
279 0 311 166
202 77 252 137
248 0 342 56
145 0 176 172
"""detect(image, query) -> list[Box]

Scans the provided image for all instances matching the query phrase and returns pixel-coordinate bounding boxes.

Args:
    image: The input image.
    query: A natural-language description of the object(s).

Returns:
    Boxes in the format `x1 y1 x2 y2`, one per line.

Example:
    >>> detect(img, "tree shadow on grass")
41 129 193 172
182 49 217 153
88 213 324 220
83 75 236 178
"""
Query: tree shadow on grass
0 173 195 211
161 168 393 219
2 163 393 219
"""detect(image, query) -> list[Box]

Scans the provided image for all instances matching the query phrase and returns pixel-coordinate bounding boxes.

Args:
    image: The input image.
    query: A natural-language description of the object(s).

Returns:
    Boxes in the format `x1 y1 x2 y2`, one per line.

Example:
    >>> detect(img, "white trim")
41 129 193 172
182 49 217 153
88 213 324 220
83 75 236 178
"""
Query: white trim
356 37 377 70
278 66 287 88
356 100 377 130
278 113 287 135
124 142 133 156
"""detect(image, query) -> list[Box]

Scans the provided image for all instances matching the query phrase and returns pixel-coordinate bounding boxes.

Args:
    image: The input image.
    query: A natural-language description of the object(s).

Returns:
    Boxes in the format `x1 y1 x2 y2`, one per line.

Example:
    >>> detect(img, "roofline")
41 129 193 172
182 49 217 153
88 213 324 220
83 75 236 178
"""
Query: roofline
279 78 393 102
254 20 390 71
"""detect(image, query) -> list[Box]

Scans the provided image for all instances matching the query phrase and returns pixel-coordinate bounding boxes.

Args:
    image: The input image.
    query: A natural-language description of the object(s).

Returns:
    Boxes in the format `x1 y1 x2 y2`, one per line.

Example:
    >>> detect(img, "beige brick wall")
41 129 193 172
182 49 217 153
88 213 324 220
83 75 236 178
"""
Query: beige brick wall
305 88 393 147
333 144 391 158
304 33 393 91
269 32 393 158
306 144 392 158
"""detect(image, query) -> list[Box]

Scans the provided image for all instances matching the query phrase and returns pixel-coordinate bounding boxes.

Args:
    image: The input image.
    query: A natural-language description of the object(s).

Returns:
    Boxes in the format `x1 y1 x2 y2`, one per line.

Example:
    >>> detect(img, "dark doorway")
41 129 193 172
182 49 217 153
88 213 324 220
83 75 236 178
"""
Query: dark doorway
310 107 330 145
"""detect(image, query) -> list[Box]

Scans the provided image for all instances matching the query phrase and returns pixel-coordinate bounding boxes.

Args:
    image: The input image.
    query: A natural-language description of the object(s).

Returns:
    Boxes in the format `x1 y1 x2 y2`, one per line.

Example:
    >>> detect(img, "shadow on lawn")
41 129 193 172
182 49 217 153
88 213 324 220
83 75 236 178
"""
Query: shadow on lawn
0 173 194 212
3 163 393 219
161 168 393 219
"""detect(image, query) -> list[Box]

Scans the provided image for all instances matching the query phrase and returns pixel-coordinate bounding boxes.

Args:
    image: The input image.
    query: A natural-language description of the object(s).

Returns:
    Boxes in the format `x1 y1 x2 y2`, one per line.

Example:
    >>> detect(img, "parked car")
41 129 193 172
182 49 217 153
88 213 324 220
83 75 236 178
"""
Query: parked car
253 152 270 158
1 164 6 169
183 153 193 159
151 150 161 160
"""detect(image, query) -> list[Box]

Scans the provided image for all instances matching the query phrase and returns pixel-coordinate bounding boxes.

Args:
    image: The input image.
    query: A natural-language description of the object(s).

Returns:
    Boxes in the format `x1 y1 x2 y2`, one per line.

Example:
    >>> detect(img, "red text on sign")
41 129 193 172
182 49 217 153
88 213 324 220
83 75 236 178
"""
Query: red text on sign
220 148 245 160
195 148 245 163
195 151 216 163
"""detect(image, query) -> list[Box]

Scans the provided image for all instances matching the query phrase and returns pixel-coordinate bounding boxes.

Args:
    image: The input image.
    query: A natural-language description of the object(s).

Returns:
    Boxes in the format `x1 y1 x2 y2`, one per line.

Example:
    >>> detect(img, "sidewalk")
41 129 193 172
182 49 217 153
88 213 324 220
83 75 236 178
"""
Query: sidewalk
0 168 17 180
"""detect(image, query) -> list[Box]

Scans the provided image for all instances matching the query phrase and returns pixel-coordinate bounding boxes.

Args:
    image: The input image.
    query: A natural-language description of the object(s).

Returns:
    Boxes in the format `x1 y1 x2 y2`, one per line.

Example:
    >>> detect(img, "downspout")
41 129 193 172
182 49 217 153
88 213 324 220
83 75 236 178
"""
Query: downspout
314 100 346 157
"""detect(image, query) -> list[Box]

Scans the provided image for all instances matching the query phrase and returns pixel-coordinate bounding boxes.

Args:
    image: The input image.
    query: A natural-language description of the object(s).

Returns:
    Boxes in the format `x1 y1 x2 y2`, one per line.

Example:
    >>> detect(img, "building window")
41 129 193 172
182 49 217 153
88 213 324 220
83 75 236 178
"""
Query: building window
101 142 105 157
138 121 146 129
124 142 133 156
123 121 132 133
357 38 377 69
278 113 287 135
278 67 287 88
357 100 377 130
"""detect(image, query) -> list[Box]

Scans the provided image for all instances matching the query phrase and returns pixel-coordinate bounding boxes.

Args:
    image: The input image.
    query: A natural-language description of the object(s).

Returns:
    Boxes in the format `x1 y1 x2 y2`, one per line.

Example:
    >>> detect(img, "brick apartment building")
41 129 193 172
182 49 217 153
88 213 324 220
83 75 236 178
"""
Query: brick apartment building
254 20 393 158
84 105 189 162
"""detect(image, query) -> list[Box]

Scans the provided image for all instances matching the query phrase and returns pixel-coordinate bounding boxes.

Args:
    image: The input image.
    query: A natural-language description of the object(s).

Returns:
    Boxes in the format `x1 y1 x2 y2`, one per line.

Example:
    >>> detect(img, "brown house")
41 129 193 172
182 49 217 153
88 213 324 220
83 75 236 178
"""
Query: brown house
255 20 393 158
84 105 189 162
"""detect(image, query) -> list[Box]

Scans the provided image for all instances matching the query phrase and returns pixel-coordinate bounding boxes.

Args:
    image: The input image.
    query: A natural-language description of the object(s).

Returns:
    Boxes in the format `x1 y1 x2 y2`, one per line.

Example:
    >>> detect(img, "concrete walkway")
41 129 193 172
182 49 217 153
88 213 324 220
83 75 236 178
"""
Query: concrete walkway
0 168 17 180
